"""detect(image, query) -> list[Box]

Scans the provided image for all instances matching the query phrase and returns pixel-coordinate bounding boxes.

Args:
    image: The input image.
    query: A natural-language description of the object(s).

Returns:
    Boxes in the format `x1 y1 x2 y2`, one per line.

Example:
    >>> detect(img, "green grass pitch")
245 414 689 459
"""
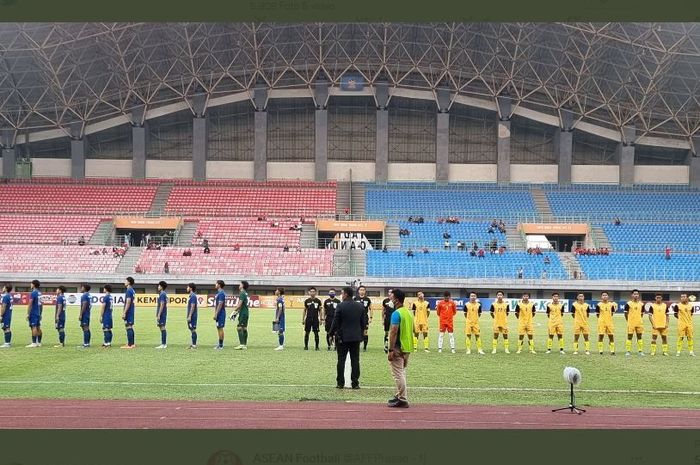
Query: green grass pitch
0 306 697 409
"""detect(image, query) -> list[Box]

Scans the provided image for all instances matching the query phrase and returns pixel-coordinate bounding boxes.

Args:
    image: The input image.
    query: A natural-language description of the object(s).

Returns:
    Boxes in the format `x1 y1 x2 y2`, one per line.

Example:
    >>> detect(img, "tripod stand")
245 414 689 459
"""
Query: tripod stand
552 383 586 414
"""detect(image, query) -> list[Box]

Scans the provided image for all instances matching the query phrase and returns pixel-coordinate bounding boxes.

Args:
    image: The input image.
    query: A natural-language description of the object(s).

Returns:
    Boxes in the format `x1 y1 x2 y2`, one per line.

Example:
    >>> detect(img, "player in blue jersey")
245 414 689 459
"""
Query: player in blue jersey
186 283 198 349
53 285 67 347
122 276 136 349
213 280 226 349
1 284 13 348
273 287 286 351
26 280 43 348
78 284 92 348
100 285 114 348
155 281 168 349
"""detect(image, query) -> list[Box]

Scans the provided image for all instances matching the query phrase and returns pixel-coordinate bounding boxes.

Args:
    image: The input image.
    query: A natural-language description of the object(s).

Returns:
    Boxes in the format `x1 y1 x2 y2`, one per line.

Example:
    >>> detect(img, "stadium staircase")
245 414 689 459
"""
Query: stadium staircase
115 246 144 274
559 252 584 279
332 250 351 276
350 249 367 276
176 221 198 246
300 227 318 248
88 219 114 245
505 225 526 251
148 182 174 216
351 183 366 216
336 182 351 216
383 224 401 250
590 226 612 250
530 187 553 219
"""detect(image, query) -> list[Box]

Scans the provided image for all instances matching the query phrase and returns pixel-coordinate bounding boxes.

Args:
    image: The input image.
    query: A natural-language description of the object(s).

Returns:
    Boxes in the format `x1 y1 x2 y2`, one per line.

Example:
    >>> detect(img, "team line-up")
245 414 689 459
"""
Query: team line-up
0 280 695 357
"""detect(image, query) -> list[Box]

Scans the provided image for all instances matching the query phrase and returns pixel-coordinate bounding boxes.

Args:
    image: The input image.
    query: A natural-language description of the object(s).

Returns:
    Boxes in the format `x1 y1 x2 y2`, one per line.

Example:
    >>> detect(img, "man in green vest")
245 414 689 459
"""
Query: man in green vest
387 288 414 408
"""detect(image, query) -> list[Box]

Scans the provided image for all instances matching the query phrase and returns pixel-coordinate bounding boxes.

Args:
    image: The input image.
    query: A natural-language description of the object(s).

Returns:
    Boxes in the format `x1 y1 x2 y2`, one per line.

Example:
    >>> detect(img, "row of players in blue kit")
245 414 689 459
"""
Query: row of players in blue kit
0 278 251 350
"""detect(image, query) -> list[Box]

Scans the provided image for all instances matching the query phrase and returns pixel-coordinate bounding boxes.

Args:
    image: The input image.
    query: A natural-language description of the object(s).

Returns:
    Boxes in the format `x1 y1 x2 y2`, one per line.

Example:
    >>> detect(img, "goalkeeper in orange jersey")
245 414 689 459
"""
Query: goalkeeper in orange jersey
436 291 456 353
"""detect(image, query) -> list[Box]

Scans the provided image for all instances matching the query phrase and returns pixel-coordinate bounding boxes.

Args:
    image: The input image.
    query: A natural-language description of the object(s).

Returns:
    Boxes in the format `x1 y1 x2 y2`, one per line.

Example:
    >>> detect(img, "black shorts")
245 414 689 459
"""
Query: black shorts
324 319 334 332
304 319 320 332
383 317 392 332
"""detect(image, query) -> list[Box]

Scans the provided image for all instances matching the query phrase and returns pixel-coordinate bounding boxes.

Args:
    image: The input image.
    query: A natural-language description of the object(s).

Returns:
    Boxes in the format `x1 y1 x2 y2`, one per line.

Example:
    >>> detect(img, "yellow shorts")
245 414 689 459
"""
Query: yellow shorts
548 324 564 336
493 325 508 335
466 323 480 336
651 327 668 337
414 323 428 334
678 325 694 338
518 322 534 336
598 322 614 336
627 324 644 335
573 324 590 336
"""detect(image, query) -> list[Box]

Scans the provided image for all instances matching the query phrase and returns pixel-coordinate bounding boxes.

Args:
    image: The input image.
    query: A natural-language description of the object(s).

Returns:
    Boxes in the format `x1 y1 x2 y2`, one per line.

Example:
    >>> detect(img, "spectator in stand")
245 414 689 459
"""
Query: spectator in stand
614 217 621 226
406 249 414 258
283 245 290 252
602 247 610 256
456 241 465 251
487 225 495 234
102 248 108 255
541 270 548 279
257 216 265 222
534 246 542 256
78 235 86 246
517 267 524 279
443 232 451 240
665 246 672 260
296 246 301 253
472 241 478 251
182 249 192 257
443 239 450 250
422 247 429 254
203 245 211 254
544 255 551 265
233 244 240 252
163 262 170 274
491 219 498 229
382 246 388 253
478 249 485 259
134 264 143 274
437 217 445 224
470 249 477 257
498 245 506 255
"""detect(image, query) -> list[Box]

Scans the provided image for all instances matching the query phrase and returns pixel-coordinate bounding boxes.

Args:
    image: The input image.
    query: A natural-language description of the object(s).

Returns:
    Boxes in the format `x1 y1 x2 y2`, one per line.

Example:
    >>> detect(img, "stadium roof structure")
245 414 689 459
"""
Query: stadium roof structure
0 22 699 147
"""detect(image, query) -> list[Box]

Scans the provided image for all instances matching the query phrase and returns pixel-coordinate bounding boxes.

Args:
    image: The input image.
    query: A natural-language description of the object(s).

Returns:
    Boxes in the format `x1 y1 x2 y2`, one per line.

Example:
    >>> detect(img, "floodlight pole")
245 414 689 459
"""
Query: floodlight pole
552 383 586 414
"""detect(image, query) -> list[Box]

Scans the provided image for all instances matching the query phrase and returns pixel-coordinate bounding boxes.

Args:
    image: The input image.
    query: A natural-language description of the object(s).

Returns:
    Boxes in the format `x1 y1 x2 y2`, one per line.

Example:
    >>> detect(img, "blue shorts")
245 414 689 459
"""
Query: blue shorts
28 314 41 328
216 312 226 329
124 311 134 326
278 316 286 333
2 311 12 330
55 315 65 330
188 313 198 330
80 315 90 327
102 317 113 330
157 311 167 327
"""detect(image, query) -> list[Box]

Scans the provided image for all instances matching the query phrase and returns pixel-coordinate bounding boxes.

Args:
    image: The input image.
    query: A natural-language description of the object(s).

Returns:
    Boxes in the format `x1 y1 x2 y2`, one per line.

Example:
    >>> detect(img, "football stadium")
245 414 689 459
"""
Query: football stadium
0 22 699 429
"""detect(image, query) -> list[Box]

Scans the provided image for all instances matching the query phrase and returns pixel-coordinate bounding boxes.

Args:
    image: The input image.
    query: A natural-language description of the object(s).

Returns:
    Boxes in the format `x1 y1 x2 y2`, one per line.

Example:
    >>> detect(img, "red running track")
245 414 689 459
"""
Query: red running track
0 399 698 429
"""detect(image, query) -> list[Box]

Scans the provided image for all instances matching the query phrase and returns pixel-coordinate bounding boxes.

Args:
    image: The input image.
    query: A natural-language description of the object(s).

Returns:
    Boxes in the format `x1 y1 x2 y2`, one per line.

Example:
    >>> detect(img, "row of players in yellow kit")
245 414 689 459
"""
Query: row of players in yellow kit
409 290 695 356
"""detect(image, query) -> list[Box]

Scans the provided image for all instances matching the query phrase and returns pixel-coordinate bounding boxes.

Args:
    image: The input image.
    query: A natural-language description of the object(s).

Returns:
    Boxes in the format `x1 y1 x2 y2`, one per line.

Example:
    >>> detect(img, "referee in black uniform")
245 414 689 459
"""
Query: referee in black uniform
303 287 322 350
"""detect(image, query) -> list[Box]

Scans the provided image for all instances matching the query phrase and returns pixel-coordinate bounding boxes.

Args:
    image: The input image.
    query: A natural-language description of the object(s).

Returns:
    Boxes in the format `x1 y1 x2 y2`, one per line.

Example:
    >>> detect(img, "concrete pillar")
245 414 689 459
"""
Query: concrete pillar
130 105 148 179
689 136 700 188
1 147 16 178
375 81 390 183
132 124 147 179
619 125 636 186
436 112 449 182
70 138 86 179
556 108 574 185
314 108 328 181
192 116 207 181
254 111 267 181
496 96 512 183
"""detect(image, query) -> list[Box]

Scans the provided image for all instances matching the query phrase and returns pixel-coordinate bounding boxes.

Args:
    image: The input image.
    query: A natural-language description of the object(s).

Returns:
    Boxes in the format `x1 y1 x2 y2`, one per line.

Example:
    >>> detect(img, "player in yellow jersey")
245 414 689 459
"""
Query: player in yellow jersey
624 289 646 356
464 292 485 355
411 291 431 352
596 291 617 355
546 292 565 354
571 293 591 355
647 293 669 356
514 292 536 354
489 291 510 354
673 293 695 356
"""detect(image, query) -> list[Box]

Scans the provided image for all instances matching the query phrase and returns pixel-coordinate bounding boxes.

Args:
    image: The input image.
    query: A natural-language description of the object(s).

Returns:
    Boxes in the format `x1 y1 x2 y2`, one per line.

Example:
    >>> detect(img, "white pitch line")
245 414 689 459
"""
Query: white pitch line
0 379 699 396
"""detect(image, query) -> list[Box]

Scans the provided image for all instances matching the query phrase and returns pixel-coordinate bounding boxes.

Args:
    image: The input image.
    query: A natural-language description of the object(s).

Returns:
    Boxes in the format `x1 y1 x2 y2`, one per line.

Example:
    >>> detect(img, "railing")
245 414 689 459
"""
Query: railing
113 234 175 247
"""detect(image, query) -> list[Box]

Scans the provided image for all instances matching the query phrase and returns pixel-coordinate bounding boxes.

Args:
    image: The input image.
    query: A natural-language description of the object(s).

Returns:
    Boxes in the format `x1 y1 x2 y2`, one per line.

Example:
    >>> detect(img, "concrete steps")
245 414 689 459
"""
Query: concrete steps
300 226 318 248
351 184 366 216
115 246 144 275
590 226 612 250
530 187 553 219
176 221 198 247
505 225 526 251
148 183 174 216
559 252 584 279
88 220 114 245
384 224 401 250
